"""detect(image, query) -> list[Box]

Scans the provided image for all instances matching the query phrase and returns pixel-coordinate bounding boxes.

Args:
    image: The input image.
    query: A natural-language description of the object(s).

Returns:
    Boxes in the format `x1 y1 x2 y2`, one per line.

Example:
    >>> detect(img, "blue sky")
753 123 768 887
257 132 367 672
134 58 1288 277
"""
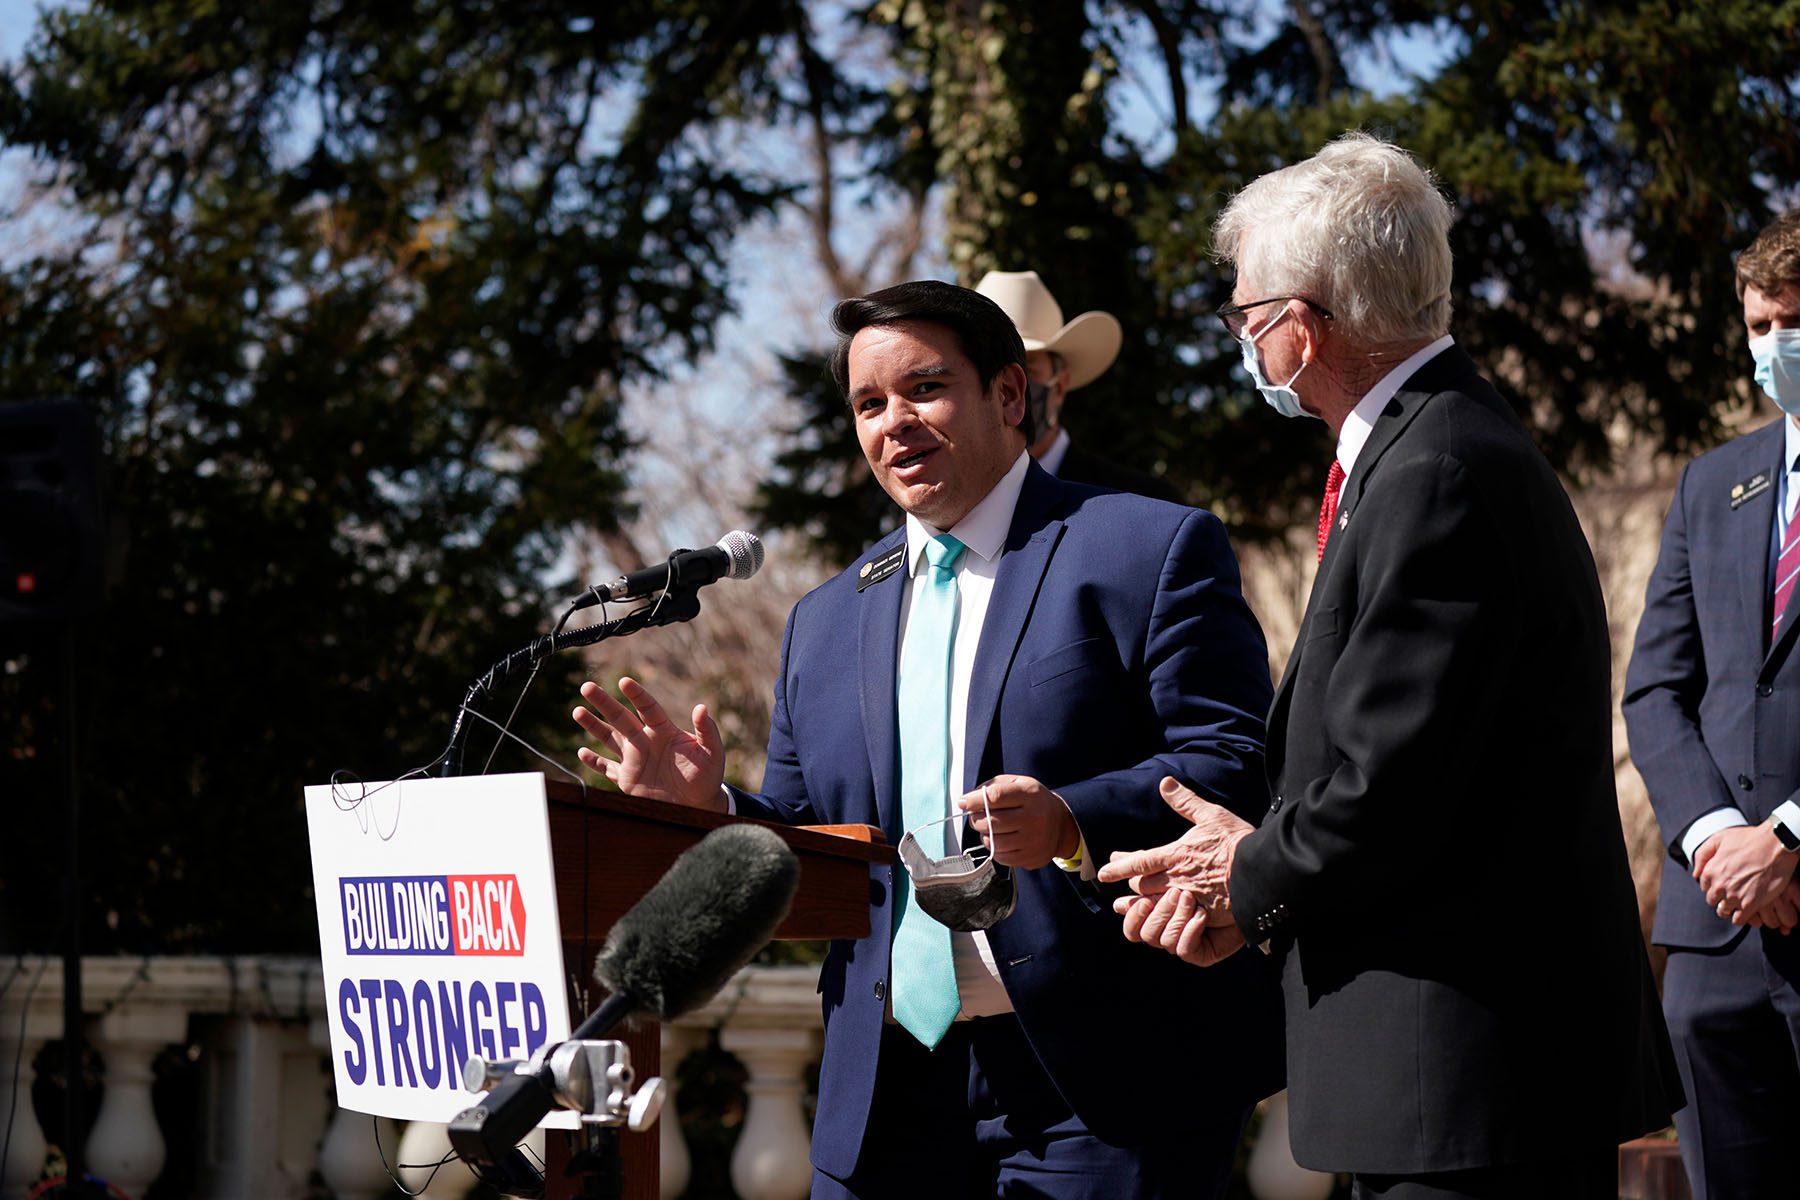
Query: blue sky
0 0 46 59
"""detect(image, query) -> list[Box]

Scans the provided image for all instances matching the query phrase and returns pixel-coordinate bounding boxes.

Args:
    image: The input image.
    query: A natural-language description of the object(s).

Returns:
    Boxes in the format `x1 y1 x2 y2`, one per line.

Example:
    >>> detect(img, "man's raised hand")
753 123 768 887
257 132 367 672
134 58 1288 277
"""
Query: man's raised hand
573 676 728 810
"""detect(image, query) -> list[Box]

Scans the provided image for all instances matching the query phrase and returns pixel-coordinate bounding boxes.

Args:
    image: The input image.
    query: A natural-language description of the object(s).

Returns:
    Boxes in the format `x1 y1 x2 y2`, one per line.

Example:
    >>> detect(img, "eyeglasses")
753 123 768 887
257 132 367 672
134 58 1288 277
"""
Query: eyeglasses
1216 296 1335 341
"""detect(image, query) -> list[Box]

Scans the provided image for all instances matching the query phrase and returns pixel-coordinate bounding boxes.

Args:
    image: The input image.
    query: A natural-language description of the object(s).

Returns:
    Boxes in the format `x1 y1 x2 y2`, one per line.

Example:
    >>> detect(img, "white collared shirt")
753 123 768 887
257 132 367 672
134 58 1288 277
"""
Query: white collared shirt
1779 414 1800 539
1036 427 1073 477
1334 334 1456 487
898 450 1032 1017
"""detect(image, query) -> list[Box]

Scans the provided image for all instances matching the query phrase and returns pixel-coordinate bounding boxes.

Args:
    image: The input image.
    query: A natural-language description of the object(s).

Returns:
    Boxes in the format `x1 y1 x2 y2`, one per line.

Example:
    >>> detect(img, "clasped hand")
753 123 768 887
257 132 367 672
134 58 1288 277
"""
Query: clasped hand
1096 777 1253 967
572 677 727 810
1694 824 1800 933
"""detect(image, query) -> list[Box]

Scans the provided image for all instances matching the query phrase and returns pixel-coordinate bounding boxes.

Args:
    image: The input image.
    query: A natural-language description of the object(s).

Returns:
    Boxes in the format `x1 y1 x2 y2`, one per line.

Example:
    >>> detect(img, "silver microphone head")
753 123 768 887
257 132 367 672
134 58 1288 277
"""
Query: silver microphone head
715 530 765 581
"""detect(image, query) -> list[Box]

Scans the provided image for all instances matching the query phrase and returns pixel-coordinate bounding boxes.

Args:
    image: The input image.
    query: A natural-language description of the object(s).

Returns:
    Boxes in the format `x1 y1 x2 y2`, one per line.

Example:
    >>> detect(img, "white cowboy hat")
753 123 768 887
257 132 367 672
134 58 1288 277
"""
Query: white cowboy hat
974 270 1122 390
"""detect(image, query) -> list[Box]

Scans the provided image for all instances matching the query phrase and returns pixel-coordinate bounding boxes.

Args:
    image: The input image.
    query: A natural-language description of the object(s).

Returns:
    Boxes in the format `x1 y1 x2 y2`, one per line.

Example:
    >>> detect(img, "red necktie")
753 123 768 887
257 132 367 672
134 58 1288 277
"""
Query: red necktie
1317 459 1346 562
1774 503 1800 643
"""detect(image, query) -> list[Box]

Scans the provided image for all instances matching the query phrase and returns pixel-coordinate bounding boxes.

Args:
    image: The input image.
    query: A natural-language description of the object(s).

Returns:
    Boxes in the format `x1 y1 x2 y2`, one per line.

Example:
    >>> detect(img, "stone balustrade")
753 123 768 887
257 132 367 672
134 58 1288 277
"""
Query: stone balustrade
0 957 1322 1199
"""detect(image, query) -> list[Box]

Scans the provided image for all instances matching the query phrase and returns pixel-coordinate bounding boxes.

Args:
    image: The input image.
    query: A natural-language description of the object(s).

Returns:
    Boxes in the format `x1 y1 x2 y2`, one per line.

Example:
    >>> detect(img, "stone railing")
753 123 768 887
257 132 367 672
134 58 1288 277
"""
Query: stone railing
0 957 1329 1200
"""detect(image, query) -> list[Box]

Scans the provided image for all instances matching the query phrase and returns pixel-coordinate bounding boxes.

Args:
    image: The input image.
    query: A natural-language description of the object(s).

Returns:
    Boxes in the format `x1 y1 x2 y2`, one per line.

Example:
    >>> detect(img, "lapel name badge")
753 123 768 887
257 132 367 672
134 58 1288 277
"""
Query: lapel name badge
857 545 906 592
1730 471 1772 510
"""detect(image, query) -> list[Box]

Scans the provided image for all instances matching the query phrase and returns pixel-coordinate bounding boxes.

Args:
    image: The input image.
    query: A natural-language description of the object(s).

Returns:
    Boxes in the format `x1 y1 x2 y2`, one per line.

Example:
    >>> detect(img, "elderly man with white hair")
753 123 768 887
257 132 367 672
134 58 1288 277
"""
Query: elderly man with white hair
1100 132 1682 1198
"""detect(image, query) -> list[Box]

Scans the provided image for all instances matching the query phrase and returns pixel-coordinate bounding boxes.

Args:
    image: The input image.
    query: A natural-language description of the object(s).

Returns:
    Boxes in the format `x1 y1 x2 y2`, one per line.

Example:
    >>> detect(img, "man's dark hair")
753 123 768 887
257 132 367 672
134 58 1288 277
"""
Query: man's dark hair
1737 209 1800 300
828 280 1032 440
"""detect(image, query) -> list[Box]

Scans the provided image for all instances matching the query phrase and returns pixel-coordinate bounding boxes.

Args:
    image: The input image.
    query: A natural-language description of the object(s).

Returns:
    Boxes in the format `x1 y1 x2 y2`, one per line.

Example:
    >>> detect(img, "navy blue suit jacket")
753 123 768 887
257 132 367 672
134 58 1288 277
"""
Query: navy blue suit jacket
1624 418 1800 948
729 462 1285 1179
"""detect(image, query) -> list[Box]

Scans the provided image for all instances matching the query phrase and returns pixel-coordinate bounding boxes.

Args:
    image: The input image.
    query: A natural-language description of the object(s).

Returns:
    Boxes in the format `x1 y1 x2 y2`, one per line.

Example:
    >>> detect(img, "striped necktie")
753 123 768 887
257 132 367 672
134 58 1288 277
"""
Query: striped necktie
890 534 966 1047
1773 489 1800 643
1317 459 1346 561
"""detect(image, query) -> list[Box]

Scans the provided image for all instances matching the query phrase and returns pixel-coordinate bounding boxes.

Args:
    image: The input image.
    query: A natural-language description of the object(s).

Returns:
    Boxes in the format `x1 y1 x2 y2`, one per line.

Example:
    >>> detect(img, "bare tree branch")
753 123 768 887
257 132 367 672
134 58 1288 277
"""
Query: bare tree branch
796 15 864 297
1128 0 1191 138
1286 0 1339 103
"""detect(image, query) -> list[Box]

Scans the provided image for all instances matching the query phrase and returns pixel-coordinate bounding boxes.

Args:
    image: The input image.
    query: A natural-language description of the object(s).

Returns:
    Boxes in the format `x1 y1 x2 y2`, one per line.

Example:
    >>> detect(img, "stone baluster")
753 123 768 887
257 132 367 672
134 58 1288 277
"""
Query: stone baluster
309 1018 400 1200
0 962 59 1199
0 1032 48 1200
197 1013 328 1200
395 1121 467 1199
1245 1091 1336 1200
388 1114 545 1198
86 996 186 1198
658 1024 704 1200
316 1106 402 1200
721 1024 818 1200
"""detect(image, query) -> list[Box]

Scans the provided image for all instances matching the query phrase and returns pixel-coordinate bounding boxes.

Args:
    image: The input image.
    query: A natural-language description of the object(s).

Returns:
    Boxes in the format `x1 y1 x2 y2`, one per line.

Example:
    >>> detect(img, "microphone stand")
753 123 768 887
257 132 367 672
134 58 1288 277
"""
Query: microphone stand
449 989 662 1200
439 571 704 1195
436 581 703 778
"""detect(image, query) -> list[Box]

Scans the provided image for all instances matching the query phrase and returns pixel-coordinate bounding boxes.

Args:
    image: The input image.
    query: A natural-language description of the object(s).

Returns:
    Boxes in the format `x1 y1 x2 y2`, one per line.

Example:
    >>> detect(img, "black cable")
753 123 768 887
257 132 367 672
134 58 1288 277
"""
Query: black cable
370 1116 463 1197
438 584 703 778
480 600 585 776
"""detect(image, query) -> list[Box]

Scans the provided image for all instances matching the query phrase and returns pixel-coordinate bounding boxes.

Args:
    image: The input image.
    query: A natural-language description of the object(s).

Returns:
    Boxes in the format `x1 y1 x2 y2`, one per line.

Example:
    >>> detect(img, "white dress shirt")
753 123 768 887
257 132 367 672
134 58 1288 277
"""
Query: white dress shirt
1334 335 1456 488
1036 427 1072 477
897 449 1033 1017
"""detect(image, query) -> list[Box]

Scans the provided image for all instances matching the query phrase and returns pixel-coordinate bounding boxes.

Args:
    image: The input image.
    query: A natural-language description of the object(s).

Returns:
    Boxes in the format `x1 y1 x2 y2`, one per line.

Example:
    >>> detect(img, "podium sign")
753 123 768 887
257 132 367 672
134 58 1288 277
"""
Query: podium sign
305 772 577 1125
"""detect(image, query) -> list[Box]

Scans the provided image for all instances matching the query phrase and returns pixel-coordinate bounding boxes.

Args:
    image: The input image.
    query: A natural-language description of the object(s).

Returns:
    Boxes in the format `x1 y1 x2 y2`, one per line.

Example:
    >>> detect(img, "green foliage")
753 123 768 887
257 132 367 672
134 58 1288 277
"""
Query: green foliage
0 0 805 952
761 0 1191 562
2 0 1796 951
757 0 1800 558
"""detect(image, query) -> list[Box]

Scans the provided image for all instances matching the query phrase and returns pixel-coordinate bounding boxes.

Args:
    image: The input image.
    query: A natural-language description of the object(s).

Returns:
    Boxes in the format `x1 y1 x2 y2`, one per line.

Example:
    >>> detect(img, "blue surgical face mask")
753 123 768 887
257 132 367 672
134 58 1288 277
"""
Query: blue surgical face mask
1751 328 1800 416
1237 307 1313 420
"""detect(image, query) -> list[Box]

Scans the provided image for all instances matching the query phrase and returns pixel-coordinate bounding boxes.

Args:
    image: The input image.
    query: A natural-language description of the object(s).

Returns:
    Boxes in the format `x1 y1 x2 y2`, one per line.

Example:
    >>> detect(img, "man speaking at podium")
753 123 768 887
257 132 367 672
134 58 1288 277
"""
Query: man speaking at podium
573 280 1283 1198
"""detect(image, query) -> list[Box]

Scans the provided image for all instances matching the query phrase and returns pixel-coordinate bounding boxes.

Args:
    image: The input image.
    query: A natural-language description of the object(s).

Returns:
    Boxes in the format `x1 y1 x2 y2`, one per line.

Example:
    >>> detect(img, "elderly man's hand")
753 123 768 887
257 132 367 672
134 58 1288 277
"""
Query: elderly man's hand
1695 824 1799 925
1112 889 1248 967
1096 776 1252 909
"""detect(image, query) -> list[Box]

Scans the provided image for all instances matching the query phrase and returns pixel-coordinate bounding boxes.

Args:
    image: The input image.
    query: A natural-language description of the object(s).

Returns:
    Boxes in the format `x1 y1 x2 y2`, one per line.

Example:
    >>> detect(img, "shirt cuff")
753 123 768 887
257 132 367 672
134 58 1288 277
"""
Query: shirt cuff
1773 799 1800 838
1680 807 1750 865
720 784 737 816
1054 834 1096 882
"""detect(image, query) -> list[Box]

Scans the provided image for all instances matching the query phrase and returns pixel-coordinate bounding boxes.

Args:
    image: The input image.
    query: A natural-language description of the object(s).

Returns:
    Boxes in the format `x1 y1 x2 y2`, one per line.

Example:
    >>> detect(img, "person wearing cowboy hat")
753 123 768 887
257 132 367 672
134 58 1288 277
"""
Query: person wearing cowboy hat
974 269 1181 503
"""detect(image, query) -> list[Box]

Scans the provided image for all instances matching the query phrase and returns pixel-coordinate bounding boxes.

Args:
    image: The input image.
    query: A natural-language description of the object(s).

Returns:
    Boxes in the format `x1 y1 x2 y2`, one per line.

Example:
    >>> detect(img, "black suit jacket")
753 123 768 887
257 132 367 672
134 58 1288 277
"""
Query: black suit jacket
1623 418 1800 948
1229 346 1681 1174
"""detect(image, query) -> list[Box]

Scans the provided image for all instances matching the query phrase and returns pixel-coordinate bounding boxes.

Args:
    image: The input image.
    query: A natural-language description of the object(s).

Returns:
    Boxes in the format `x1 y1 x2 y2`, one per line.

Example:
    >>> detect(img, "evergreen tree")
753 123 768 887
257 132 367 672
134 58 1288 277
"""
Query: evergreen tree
0 0 806 951
758 0 1800 554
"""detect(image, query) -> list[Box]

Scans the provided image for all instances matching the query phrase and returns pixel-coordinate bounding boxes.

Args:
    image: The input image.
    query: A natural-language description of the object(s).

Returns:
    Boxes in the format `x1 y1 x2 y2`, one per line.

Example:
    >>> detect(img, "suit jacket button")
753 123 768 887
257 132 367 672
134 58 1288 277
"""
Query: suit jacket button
1758 683 1775 697
1739 773 1755 791
1270 795 1284 813
873 981 885 1001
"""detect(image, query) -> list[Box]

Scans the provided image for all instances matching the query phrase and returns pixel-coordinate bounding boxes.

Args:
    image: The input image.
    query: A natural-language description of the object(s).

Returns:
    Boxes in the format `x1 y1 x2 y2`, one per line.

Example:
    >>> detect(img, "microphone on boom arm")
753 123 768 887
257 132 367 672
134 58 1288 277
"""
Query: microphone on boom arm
572 530 764 609
447 824 800 1187
434 530 765 779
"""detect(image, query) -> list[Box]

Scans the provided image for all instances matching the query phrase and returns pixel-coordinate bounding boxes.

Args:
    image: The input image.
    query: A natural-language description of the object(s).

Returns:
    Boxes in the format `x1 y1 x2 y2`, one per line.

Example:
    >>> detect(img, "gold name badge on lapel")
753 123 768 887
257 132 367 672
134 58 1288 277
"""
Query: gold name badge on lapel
857 545 906 592
1731 472 1772 510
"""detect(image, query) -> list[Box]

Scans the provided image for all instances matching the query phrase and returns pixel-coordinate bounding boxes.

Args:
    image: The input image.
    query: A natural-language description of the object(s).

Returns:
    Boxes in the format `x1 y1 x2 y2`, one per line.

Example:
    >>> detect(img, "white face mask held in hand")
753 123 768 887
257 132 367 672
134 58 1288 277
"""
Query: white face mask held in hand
896 793 1017 933
1751 328 1800 416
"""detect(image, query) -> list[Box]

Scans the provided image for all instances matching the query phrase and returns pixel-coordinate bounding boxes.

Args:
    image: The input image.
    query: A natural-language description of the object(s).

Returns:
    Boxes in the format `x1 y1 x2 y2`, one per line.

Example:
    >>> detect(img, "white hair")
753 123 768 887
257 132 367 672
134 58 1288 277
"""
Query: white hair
1213 131 1455 344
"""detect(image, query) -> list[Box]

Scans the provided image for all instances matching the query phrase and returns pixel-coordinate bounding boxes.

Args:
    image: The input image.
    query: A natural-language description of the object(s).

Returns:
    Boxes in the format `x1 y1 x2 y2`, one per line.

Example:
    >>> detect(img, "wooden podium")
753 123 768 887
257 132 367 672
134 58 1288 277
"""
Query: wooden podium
539 779 893 1200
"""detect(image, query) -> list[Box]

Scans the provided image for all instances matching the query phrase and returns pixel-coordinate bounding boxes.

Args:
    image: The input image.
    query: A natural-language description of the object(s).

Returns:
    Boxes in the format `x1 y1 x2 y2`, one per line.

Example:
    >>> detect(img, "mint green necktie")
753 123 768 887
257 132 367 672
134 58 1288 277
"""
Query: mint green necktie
891 533 966 1047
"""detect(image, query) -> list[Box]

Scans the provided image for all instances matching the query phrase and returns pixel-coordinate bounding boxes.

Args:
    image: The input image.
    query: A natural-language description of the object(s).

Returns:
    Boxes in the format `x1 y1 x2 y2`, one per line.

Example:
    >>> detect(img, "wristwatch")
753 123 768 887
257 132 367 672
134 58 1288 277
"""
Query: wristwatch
1771 807 1800 854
